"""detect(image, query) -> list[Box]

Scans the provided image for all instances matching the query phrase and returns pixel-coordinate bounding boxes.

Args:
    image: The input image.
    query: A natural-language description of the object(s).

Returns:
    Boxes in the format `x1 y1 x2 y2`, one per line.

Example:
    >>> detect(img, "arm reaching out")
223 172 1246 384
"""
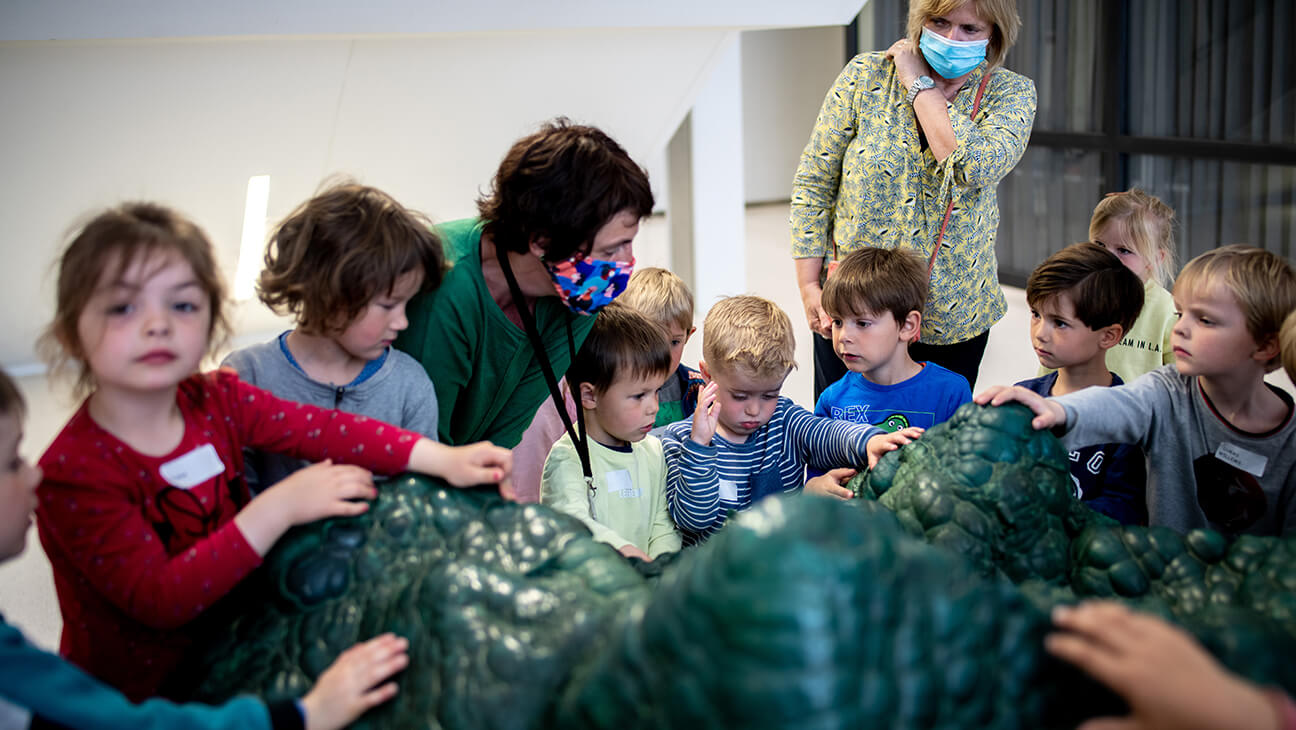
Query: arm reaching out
974 385 1068 431
1046 602 1286 730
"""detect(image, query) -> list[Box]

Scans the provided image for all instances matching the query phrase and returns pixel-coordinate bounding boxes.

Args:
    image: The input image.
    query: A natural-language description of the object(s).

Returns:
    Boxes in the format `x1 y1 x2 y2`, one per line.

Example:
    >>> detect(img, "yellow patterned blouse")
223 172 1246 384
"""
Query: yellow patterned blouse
791 52 1037 345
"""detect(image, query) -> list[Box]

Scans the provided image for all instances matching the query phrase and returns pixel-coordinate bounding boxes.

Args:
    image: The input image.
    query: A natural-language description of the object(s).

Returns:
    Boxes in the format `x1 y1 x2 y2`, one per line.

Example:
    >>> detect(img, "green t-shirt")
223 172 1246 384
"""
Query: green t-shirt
394 218 597 448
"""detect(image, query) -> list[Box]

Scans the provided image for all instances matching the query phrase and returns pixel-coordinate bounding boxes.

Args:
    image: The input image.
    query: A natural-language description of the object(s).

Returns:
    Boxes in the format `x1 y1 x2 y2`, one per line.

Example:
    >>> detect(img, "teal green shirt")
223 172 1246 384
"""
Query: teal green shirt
395 218 597 448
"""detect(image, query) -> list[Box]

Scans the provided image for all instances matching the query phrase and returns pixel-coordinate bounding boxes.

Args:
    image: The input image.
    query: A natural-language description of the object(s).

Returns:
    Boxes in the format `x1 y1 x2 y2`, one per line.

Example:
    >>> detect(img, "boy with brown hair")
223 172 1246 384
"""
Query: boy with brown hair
660 295 920 545
540 303 680 561
223 181 446 493
1015 242 1148 524
816 247 971 432
979 245 1296 536
617 267 704 429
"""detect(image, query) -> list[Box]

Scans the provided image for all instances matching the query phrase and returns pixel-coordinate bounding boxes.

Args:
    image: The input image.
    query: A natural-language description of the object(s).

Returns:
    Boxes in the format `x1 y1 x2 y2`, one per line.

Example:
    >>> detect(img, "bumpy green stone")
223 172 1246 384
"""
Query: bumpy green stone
191 403 1296 728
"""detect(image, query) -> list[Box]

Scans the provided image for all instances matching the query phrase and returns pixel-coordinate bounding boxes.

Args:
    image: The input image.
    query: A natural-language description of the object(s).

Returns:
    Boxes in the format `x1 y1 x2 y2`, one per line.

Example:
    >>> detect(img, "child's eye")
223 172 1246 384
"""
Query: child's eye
1118 247 1135 256
671 339 684 347
1029 310 1040 320
731 393 748 401
1173 310 1183 320
173 301 200 313
762 394 779 401
106 302 133 316
855 320 870 328
831 319 842 327
1053 319 1068 329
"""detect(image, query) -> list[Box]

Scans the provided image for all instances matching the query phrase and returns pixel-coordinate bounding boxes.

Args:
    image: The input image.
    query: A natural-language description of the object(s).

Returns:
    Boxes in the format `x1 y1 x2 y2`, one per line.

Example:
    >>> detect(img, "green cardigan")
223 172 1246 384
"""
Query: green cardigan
395 218 596 448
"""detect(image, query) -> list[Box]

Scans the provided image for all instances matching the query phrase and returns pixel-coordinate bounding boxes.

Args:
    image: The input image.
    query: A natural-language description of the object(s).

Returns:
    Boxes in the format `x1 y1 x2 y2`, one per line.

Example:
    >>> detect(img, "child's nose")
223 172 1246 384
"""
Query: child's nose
143 307 171 336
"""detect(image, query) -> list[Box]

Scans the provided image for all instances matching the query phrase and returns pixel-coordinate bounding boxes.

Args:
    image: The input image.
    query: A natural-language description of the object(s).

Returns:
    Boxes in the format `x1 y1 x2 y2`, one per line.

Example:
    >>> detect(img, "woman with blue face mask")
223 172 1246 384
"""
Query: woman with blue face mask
396 119 653 460
792 0 1037 397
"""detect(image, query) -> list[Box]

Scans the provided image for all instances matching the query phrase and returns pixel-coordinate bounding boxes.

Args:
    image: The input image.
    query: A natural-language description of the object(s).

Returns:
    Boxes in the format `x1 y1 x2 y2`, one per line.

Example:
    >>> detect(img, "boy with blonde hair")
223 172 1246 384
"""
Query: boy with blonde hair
978 245 1296 536
618 267 705 429
541 303 681 560
661 295 920 545
816 247 971 432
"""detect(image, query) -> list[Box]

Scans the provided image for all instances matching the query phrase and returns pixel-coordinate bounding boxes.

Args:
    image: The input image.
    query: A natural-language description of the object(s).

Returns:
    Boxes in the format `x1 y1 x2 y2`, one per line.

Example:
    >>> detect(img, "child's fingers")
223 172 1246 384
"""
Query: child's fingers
1043 632 1127 689
497 478 516 501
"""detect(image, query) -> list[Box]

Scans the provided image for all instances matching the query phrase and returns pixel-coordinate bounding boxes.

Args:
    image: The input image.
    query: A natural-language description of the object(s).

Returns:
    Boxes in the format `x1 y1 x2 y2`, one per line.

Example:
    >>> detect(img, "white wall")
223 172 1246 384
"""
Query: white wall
0 7 865 370
741 26 846 203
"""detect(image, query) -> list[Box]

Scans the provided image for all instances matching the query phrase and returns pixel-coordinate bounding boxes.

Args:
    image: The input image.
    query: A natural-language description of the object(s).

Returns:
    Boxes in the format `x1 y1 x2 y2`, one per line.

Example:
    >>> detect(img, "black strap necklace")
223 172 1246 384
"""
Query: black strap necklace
494 243 595 503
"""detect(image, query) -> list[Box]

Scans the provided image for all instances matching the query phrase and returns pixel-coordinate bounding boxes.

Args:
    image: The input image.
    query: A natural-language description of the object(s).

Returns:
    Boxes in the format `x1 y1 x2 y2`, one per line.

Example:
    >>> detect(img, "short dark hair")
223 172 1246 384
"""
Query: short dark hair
0 370 25 420
565 303 671 395
821 247 928 324
1026 242 1144 334
477 119 654 260
257 182 445 334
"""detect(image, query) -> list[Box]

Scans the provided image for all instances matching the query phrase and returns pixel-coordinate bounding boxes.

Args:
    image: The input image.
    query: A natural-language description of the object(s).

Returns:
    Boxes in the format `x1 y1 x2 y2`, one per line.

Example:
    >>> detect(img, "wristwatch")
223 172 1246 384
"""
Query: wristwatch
906 75 935 105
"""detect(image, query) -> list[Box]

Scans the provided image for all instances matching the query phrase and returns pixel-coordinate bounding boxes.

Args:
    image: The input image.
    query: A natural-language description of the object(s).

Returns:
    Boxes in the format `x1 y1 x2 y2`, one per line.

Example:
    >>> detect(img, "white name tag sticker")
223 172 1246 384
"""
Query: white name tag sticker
604 469 640 499
718 479 740 502
1215 442 1267 478
159 443 225 489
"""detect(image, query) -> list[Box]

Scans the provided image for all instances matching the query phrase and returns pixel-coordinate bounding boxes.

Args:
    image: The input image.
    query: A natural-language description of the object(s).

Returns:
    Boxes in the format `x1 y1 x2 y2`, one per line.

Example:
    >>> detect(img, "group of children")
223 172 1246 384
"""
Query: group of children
1 177 1295 727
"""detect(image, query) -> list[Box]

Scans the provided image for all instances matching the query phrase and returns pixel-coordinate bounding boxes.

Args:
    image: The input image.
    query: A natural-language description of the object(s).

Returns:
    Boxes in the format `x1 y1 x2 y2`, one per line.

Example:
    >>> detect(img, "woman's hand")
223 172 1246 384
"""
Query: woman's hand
885 37 930 91
794 257 833 337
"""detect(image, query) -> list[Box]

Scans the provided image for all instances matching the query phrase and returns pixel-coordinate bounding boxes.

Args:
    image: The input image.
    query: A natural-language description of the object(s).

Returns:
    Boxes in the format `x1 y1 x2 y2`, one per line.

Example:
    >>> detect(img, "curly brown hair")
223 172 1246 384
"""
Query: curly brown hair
477 119 654 260
256 182 445 334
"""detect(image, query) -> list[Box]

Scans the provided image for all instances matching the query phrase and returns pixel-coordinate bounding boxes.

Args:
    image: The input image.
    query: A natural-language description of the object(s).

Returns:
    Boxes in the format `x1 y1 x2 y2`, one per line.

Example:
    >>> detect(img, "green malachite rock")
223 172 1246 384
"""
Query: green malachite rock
193 402 1296 728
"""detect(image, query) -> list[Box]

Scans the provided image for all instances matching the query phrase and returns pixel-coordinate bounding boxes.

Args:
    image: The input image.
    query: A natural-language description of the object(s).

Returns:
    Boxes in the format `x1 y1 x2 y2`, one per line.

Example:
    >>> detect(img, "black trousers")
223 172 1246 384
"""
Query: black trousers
811 330 990 402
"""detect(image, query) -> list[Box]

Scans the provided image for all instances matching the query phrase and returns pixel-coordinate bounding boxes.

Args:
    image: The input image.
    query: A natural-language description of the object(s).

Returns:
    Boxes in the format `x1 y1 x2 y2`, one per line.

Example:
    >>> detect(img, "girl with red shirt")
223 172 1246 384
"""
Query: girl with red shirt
34 203 511 701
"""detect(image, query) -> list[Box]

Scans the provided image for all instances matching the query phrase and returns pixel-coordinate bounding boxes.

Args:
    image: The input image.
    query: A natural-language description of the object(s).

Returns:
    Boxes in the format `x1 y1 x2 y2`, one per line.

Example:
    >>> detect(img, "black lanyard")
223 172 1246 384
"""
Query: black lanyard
495 244 595 497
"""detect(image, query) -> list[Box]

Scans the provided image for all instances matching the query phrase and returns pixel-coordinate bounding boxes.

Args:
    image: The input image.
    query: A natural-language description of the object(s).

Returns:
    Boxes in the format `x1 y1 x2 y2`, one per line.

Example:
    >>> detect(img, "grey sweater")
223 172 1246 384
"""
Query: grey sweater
1054 365 1296 537
222 335 439 492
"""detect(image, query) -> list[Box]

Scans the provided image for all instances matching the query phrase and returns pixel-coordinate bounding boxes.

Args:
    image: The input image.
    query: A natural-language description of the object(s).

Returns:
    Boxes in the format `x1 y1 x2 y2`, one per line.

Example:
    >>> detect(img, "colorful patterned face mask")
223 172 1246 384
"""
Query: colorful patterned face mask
544 252 635 315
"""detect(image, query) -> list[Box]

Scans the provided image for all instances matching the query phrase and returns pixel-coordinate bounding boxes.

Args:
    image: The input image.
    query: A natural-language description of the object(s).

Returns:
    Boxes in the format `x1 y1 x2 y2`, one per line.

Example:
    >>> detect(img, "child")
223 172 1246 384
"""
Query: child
0 369 410 730
540 303 681 561
34 203 511 700
815 247 971 433
1088 189 1179 382
223 183 444 493
1015 243 1148 525
660 295 920 545
616 267 705 430
977 245 1296 537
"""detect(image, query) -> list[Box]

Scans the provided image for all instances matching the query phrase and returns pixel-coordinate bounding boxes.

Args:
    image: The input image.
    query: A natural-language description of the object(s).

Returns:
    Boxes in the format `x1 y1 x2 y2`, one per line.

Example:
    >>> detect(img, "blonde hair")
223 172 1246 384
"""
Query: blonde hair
907 0 1021 70
702 296 796 380
1174 245 1296 372
1282 311 1296 384
619 267 694 333
1089 189 1177 287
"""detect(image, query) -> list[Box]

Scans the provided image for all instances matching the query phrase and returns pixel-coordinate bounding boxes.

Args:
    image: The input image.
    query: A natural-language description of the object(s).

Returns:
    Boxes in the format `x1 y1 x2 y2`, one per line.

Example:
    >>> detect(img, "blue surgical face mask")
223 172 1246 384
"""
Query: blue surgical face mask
919 26 988 80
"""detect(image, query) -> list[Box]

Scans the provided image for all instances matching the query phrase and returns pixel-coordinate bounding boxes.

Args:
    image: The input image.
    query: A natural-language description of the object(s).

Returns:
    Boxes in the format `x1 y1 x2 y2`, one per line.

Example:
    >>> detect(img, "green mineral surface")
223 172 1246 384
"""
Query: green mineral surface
193 403 1296 728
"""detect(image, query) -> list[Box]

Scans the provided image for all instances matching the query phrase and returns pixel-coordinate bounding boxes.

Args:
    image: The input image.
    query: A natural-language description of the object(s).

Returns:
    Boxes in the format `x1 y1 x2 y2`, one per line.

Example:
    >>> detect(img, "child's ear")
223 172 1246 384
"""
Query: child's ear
578 382 600 411
699 360 712 383
1097 323 1125 350
1252 334 1280 366
685 326 696 342
900 311 922 342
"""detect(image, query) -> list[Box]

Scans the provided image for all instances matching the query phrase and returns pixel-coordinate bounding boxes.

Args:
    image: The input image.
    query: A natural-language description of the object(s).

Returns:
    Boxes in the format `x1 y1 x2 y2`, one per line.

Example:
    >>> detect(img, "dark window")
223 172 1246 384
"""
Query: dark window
867 0 1296 286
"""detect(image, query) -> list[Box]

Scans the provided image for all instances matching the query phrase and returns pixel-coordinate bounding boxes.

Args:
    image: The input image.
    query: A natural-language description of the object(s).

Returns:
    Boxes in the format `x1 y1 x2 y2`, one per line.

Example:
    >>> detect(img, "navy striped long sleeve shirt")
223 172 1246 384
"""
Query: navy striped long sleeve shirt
661 397 881 545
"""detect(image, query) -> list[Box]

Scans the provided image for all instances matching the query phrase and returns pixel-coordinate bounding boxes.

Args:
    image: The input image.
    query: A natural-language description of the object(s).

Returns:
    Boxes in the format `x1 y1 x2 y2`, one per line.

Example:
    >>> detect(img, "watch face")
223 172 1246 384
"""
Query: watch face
918 75 934 87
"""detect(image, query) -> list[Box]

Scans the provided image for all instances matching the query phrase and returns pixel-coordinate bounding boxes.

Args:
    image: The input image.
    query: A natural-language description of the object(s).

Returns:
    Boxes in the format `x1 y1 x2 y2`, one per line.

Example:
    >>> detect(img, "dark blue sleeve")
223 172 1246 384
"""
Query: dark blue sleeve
1 619 271 730
1084 443 1148 526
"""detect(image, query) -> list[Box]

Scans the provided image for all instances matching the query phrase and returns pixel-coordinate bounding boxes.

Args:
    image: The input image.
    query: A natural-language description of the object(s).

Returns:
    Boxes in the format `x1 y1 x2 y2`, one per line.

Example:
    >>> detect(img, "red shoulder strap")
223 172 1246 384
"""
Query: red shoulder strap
928 70 993 276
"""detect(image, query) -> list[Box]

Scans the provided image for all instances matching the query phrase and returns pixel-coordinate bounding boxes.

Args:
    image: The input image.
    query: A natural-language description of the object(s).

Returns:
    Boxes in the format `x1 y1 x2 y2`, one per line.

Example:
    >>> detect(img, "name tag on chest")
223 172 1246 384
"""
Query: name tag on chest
159 443 225 489
605 469 641 499
718 479 740 502
1214 442 1267 478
